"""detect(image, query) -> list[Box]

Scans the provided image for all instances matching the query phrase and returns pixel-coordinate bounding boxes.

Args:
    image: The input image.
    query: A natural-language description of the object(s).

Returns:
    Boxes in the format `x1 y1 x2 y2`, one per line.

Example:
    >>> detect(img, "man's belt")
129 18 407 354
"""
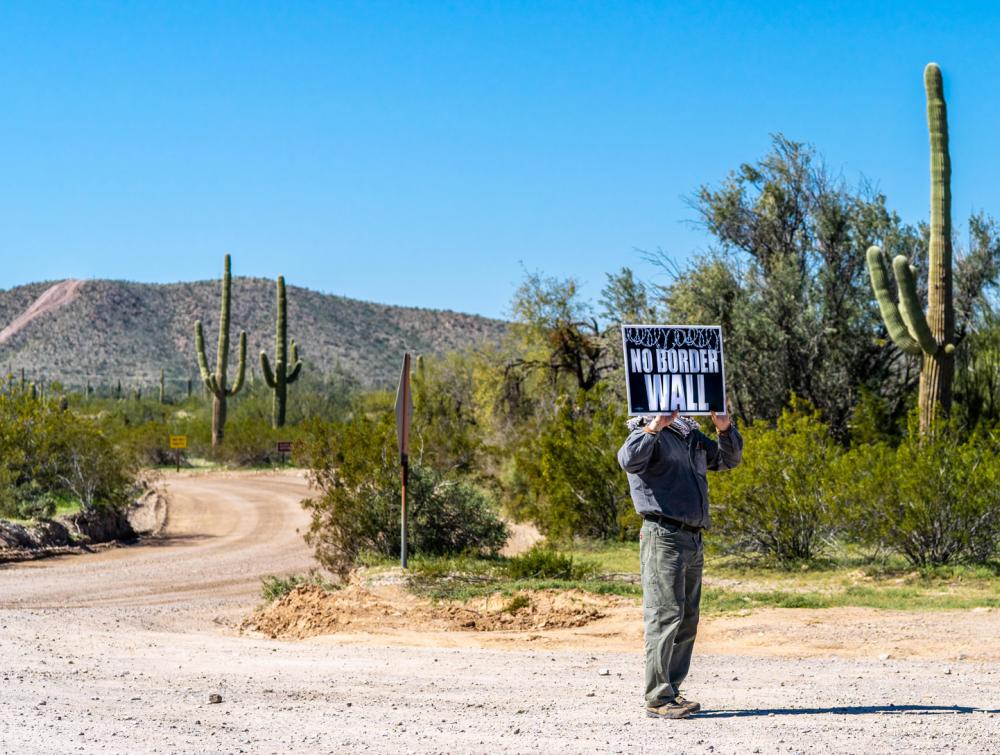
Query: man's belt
642 513 702 534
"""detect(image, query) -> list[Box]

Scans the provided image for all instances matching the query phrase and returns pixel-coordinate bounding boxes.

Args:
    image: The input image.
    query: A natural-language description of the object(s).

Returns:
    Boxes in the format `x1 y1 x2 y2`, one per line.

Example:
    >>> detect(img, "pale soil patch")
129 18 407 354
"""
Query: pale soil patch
0 278 84 344
500 520 544 556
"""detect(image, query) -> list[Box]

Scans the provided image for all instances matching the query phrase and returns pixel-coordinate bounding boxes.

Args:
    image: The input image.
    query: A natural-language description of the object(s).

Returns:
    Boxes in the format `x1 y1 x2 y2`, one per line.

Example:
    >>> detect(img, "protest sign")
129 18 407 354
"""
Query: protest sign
621 325 727 416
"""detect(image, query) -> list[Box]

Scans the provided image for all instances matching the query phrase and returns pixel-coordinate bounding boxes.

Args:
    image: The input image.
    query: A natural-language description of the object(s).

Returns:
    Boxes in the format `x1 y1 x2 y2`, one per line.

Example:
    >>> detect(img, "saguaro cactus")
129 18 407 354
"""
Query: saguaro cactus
867 63 955 434
260 275 302 428
194 254 247 445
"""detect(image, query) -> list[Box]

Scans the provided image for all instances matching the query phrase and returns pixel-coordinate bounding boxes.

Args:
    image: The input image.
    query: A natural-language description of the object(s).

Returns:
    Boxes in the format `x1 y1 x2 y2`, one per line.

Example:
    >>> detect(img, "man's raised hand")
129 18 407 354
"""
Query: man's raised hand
645 411 680 433
710 402 733 433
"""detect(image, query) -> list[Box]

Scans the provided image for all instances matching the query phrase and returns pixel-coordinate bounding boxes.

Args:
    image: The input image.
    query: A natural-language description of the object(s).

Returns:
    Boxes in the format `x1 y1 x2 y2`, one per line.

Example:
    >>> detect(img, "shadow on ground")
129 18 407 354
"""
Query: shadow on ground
696 705 996 718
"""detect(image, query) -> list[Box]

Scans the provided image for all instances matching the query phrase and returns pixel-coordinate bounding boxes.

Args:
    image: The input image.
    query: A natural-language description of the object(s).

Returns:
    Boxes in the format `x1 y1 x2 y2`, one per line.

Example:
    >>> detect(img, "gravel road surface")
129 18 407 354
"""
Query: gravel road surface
1 471 997 754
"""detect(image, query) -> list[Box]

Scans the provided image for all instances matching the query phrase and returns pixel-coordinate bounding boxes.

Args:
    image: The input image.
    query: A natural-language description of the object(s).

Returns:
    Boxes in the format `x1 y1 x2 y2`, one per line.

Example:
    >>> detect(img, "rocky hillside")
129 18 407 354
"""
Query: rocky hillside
0 278 506 390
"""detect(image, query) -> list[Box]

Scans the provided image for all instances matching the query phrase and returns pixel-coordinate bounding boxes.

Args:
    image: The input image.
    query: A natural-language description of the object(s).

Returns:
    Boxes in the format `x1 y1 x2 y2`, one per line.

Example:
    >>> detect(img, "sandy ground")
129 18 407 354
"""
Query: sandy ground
1 470 998 754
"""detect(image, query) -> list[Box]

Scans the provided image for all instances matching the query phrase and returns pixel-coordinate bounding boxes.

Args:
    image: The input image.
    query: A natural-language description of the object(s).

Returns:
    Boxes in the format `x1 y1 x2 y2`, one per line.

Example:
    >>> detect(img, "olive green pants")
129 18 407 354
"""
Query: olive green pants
640 519 704 707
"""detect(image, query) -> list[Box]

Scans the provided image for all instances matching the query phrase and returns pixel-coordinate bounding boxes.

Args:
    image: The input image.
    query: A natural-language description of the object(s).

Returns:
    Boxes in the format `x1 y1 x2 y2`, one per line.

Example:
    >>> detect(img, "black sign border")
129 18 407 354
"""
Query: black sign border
620 324 728 417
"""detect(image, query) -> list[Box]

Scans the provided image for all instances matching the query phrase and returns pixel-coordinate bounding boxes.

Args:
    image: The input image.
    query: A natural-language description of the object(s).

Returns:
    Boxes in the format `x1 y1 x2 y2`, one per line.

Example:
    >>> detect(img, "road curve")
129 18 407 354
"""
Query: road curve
0 470 316 616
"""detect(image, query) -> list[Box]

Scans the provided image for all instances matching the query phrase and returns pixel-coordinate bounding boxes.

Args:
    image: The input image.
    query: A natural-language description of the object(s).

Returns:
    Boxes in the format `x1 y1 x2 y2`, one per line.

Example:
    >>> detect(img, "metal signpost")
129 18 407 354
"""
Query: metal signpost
394 353 413 569
169 435 187 472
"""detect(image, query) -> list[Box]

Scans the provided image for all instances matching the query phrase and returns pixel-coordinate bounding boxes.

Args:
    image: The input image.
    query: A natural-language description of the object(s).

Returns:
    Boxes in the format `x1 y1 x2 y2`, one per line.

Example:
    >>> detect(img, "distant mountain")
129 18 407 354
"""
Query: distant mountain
0 278 507 390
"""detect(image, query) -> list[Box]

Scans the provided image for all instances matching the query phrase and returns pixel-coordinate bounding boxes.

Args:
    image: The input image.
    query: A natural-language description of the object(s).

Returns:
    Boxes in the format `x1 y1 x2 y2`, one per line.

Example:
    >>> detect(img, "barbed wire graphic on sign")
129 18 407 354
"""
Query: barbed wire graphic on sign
622 327 663 348
623 326 720 351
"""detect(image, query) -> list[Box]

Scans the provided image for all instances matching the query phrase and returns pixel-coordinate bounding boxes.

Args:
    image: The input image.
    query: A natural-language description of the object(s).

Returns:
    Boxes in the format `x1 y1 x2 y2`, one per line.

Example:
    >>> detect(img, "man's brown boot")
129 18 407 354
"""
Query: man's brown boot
645 699 691 719
674 694 701 713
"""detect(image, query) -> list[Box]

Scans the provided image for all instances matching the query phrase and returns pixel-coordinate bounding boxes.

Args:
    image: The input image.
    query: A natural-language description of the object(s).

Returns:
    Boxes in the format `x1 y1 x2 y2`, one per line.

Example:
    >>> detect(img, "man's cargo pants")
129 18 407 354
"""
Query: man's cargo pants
640 518 704 706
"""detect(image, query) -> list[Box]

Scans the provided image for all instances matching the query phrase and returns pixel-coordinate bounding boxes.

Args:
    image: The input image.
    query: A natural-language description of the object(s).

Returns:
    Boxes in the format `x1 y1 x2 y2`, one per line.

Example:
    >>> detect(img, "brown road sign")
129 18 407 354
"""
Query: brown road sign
169 435 188 449
276 441 293 453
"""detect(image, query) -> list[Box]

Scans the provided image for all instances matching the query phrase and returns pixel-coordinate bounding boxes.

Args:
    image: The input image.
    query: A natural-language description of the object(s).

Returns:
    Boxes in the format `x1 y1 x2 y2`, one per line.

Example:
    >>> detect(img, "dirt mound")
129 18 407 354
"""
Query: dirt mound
243 584 626 640
245 584 452 639
452 589 619 631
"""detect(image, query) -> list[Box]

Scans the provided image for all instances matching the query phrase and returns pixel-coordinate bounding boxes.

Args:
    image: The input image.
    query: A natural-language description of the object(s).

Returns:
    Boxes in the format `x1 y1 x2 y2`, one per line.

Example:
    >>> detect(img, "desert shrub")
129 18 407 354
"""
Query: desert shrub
953 312 1000 430
210 415 300 467
411 352 484 474
0 382 143 516
114 420 180 466
9 482 60 519
711 400 841 562
0 470 60 520
259 573 338 602
504 544 597 580
837 423 1000 566
300 408 508 577
505 386 636 541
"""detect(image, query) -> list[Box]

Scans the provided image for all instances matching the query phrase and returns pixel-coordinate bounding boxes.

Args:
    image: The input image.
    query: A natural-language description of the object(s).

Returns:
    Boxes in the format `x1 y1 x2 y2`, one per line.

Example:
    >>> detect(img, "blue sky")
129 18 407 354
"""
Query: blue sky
1 1 999 318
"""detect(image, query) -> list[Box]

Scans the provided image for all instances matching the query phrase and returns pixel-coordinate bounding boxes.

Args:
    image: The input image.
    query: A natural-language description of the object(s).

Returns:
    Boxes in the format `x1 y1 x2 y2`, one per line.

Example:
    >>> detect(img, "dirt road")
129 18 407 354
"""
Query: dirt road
1 472 997 754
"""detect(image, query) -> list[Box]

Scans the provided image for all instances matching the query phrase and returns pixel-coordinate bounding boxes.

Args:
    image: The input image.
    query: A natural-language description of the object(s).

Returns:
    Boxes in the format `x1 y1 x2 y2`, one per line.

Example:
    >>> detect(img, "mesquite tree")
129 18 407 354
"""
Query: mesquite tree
260 275 303 428
867 63 955 434
194 254 247 446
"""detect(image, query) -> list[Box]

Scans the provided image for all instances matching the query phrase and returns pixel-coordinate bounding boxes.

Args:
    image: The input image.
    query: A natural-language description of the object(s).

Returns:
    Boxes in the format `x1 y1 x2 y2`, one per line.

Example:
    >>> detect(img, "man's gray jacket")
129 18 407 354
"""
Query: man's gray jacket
617 423 743 529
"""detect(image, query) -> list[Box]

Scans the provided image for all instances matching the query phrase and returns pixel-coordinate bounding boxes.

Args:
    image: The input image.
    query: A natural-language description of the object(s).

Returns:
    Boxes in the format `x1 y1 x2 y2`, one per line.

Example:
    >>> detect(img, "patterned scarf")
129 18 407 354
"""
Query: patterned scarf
626 415 700 438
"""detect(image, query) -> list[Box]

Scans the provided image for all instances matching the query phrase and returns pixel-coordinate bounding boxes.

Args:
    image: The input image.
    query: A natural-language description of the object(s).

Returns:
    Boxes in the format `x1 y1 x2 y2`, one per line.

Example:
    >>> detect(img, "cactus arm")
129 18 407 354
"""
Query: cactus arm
285 340 303 383
891 255 939 355
866 247 923 356
260 352 277 388
227 331 247 396
194 321 221 395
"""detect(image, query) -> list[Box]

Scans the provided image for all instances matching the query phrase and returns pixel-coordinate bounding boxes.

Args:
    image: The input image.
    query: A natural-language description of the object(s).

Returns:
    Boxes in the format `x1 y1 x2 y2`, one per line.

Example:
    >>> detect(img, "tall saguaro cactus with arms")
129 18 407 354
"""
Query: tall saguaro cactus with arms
867 63 955 434
260 275 303 428
194 254 247 446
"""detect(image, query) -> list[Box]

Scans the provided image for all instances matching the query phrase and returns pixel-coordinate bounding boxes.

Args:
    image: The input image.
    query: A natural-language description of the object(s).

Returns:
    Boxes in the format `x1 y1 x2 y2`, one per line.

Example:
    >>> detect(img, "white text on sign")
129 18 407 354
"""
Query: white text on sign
628 348 720 412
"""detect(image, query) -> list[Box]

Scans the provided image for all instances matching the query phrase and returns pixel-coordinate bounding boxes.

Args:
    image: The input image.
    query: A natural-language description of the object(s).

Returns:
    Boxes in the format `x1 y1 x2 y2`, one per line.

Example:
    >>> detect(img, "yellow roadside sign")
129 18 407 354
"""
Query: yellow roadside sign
169 435 188 449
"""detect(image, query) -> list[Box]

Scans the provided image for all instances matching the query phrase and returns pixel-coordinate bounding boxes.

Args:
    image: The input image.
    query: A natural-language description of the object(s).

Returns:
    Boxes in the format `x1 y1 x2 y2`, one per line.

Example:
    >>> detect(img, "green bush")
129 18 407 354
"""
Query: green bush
711 400 841 562
14 486 59 520
70 372 359 469
504 544 597 580
259 573 337 602
210 415 300 467
506 385 637 541
300 407 509 577
837 423 1000 566
114 419 180 467
0 382 143 518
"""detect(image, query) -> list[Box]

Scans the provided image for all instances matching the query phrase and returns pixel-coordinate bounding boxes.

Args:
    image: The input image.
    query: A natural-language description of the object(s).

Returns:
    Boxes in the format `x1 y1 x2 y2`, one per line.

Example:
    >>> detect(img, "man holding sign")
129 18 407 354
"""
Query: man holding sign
617 325 743 719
